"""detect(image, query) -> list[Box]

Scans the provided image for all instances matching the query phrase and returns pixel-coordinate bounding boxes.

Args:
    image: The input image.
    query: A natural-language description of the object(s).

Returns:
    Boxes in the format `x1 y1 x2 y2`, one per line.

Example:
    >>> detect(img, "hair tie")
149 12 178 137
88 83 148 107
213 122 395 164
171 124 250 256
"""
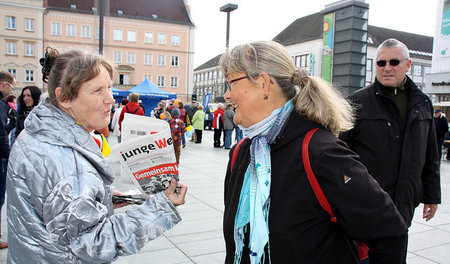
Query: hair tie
292 68 309 87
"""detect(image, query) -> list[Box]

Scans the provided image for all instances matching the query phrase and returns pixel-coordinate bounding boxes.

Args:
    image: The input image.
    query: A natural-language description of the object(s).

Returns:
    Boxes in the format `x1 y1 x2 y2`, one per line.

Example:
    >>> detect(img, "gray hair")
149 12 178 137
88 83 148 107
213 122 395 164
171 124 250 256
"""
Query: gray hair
377 38 410 60
219 40 354 136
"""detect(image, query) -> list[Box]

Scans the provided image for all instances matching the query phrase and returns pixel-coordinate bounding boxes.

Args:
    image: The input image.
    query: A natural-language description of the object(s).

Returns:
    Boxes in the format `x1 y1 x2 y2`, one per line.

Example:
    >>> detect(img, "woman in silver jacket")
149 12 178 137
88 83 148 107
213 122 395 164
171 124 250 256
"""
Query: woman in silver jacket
6 48 188 263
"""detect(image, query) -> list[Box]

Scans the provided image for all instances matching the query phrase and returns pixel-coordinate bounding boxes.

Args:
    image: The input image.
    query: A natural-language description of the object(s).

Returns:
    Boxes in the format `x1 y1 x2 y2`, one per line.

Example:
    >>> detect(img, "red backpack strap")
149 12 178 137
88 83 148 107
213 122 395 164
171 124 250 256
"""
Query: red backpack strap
302 128 337 223
230 138 247 174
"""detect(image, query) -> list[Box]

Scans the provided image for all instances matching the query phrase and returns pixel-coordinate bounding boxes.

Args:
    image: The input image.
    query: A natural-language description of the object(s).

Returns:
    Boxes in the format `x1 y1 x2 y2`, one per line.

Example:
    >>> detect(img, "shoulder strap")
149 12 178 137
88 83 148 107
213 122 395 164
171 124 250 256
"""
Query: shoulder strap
302 128 337 223
131 107 141 114
125 105 130 113
230 138 247 174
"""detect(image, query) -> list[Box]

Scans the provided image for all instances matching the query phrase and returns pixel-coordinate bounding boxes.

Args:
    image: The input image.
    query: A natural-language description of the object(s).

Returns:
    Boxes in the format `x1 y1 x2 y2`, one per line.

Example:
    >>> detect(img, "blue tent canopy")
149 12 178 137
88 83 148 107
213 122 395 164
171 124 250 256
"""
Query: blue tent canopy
129 79 177 99
128 79 177 116
111 86 129 97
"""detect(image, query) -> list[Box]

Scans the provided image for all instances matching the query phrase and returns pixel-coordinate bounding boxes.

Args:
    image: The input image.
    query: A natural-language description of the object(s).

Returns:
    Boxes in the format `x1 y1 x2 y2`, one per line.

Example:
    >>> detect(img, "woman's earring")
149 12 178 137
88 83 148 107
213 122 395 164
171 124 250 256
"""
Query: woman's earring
263 94 268 100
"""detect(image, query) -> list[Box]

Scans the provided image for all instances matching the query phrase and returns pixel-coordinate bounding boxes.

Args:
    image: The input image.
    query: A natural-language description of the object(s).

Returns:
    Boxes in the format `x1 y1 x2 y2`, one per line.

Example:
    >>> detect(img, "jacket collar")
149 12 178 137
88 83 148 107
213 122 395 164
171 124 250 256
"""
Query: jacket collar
270 111 321 152
374 76 428 105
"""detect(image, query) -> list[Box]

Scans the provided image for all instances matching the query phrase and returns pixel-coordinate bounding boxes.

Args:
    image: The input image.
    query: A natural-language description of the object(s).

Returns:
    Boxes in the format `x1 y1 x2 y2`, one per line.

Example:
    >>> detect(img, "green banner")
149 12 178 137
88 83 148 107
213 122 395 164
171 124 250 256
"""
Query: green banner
321 13 334 82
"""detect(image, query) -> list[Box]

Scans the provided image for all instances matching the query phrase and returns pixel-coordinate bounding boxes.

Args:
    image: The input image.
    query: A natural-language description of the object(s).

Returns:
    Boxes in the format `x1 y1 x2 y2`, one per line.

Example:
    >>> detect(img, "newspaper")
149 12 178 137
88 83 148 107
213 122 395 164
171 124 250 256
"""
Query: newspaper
111 114 178 195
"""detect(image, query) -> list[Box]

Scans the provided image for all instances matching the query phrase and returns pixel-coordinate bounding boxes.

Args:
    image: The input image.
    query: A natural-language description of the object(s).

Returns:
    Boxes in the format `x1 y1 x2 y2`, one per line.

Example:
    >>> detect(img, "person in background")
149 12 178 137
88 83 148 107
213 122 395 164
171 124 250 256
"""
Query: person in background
223 103 235 149
340 39 440 229
192 105 205 144
167 107 186 165
7 47 187 263
434 109 448 161
15 86 42 139
138 99 146 115
220 40 407 263
213 103 225 148
5 95 17 145
186 101 198 142
0 71 15 249
178 102 187 148
111 98 128 143
118 92 144 133
154 101 165 119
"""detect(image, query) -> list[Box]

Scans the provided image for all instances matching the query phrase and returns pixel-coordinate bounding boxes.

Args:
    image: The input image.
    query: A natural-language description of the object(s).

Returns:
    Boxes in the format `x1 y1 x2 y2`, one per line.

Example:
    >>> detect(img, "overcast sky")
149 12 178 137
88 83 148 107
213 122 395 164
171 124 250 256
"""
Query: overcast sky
187 0 439 67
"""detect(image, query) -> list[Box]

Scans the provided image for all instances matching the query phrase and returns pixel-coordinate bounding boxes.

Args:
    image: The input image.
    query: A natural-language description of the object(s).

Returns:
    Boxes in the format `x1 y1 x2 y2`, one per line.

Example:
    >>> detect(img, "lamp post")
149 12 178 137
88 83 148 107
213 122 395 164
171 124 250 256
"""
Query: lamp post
220 3 238 50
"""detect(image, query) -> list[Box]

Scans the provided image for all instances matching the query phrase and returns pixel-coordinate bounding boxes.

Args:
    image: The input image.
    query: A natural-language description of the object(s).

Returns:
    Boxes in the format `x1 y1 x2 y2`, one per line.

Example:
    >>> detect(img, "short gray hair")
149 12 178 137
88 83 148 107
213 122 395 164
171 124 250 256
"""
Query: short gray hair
377 38 410 60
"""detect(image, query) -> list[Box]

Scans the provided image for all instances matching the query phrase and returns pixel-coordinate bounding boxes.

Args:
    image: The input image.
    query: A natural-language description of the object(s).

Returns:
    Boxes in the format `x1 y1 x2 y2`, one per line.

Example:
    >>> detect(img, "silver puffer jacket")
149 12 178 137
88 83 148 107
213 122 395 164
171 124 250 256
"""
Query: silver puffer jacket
6 99 181 264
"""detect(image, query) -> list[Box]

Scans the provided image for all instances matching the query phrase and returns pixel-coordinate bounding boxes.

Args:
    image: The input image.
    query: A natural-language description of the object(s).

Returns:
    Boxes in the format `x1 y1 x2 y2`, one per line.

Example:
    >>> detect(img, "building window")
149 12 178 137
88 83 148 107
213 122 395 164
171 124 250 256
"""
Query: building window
171 56 179 67
158 33 166 45
412 64 423 83
51 22 61 35
170 76 179 88
66 24 76 37
127 52 136 64
6 16 15 29
158 54 166 66
25 18 34 31
128 30 136 42
157 76 165 87
144 74 152 81
172 35 180 46
8 69 16 78
365 58 373 85
7 42 16 55
144 53 153 65
113 51 122 63
81 25 90 38
25 70 34 82
25 43 35 56
113 29 123 41
144 32 153 44
294 54 309 68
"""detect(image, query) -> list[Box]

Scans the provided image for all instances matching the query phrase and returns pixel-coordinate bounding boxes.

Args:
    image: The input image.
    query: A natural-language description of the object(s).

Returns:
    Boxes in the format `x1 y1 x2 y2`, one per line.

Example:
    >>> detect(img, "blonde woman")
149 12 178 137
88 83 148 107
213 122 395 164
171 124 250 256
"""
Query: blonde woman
221 41 407 263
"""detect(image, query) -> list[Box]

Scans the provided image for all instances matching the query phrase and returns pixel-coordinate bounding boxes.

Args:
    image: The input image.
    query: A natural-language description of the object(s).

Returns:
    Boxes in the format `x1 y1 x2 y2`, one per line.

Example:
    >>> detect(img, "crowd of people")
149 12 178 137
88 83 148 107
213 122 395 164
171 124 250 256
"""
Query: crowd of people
0 37 447 263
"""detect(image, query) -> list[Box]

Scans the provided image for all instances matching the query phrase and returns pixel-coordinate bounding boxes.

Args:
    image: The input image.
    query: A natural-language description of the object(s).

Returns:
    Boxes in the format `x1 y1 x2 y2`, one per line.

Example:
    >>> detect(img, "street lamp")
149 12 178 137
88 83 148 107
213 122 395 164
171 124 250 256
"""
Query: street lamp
220 3 238 50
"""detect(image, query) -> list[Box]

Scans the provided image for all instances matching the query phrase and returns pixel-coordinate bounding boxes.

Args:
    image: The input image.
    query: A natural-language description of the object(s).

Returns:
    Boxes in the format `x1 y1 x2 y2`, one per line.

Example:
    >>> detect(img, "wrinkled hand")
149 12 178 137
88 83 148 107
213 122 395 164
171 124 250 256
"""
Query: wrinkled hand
423 204 438 221
113 189 130 209
165 178 187 206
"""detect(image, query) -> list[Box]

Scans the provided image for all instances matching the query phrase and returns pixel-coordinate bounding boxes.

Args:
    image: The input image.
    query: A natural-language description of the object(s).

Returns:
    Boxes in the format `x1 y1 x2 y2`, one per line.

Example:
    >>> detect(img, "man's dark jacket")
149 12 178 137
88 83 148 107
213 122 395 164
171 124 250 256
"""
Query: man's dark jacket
0 93 10 159
435 114 448 140
224 112 407 263
340 77 441 227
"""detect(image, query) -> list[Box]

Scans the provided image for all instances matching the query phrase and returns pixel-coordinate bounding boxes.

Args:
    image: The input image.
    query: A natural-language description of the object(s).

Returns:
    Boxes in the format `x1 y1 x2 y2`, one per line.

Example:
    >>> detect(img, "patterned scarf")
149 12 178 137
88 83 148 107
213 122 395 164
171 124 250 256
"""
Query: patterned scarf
234 100 293 264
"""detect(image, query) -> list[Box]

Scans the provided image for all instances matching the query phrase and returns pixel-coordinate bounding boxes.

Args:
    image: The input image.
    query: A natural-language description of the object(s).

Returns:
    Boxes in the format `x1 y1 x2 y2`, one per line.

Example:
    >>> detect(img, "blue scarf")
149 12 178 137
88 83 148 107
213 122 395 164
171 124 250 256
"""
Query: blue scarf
234 100 293 264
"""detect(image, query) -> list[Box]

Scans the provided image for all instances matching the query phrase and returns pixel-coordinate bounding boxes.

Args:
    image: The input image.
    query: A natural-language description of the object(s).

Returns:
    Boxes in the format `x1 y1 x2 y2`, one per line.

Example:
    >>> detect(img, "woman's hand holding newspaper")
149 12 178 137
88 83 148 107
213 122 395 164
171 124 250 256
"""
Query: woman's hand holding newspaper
165 178 188 206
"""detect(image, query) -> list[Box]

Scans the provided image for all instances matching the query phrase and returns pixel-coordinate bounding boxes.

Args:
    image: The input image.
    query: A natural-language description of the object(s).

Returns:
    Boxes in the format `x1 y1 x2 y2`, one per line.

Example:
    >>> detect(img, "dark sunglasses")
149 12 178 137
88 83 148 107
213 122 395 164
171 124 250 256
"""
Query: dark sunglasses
376 59 407 67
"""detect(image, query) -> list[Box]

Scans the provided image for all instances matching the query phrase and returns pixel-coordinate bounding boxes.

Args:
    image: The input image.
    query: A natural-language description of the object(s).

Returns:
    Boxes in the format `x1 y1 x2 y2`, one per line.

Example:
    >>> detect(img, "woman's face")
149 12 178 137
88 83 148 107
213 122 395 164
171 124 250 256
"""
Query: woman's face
22 89 34 108
62 66 114 132
224 72 270 128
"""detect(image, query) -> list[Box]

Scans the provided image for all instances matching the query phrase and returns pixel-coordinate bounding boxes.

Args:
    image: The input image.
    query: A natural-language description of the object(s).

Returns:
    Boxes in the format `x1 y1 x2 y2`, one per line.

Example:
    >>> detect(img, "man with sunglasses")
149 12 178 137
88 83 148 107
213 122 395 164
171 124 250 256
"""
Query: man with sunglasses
340 39 441 253
0 71 16 249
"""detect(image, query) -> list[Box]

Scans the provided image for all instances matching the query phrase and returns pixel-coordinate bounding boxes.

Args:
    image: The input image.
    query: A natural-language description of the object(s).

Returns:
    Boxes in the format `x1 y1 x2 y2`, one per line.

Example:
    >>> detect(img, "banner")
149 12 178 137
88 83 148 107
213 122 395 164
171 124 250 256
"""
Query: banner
203 93 211 112
439 0 450 57
321 12 335 82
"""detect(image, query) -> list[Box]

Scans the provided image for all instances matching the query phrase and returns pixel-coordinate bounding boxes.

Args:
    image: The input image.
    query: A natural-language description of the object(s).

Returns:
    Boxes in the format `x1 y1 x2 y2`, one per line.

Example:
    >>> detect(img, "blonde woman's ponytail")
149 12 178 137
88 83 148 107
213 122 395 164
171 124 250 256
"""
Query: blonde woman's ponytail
292 68 354 136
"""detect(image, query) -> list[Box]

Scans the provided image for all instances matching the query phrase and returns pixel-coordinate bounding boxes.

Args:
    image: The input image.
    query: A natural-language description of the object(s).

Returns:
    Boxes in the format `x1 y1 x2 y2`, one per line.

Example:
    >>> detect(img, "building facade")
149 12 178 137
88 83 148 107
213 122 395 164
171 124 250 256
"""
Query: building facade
0 0 45 92
42 0 195 102
425 0 450 116
193 5 433 103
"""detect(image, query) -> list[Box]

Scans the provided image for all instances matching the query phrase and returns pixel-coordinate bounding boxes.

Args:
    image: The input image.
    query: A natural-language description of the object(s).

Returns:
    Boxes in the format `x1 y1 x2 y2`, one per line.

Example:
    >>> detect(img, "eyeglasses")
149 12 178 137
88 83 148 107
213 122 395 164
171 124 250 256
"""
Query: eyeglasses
227 75 250 86
6 82 14 89
376 59 408 67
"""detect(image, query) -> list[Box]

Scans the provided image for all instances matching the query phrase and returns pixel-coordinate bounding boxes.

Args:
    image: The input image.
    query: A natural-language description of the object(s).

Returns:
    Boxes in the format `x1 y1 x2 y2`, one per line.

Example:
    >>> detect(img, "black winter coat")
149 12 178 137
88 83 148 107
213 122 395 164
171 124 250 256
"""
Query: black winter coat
224 112 407 264
340 77 441 227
